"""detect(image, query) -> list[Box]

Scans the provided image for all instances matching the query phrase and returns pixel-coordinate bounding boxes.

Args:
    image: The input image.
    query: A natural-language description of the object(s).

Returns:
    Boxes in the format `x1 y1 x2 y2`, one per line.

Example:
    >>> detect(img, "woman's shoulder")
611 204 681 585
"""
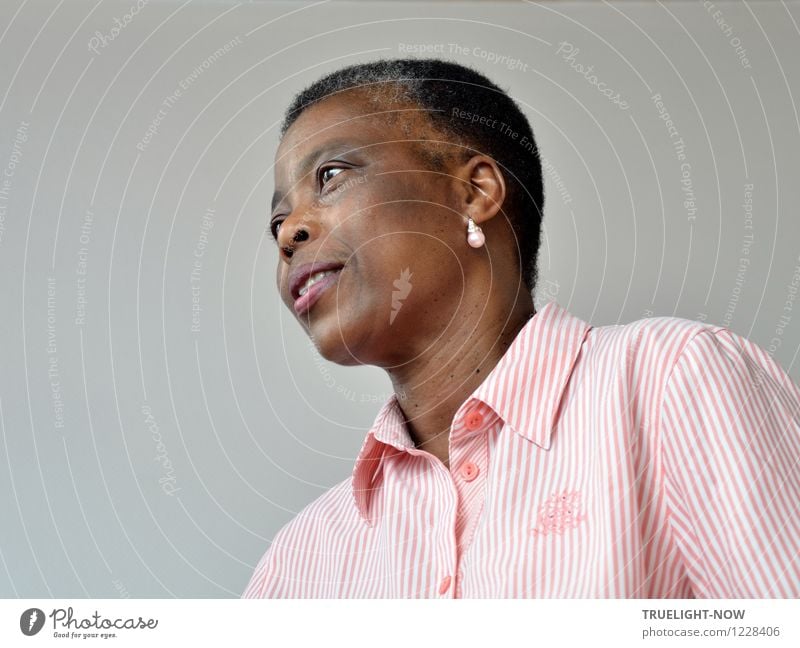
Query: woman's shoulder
269 475 362 545
243 475 359 597
576 311 725 393
586 311 716 361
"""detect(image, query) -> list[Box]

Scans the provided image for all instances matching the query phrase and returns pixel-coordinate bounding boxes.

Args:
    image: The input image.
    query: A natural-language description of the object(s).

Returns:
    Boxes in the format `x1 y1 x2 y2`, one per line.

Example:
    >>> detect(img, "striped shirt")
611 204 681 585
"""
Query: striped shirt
243 301 800 598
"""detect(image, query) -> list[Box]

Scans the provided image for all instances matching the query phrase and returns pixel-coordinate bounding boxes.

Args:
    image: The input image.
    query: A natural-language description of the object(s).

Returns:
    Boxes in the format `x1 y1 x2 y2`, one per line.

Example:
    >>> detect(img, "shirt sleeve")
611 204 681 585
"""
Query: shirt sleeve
660 326 800 598
241 538 282 598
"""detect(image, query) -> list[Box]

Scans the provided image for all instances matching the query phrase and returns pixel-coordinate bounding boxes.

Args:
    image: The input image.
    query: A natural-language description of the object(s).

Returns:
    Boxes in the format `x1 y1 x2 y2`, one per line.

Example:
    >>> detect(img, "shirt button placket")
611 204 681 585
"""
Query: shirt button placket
464 408 484 432
458 460 479 481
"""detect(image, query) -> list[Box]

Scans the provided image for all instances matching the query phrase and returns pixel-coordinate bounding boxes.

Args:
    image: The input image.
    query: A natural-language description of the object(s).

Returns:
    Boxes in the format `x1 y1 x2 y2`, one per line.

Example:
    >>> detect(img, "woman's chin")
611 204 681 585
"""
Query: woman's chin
306 316 365 366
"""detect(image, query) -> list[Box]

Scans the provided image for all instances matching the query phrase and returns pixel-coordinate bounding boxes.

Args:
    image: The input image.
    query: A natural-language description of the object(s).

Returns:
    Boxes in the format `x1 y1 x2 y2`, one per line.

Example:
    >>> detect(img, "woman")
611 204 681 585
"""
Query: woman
244 59 800 598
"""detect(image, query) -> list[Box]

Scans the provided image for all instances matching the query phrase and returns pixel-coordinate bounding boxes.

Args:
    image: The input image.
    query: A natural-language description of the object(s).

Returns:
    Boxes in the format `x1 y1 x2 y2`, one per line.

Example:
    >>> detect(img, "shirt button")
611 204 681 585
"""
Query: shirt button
459 461 479 481
464 408 484 431
438 575 452 595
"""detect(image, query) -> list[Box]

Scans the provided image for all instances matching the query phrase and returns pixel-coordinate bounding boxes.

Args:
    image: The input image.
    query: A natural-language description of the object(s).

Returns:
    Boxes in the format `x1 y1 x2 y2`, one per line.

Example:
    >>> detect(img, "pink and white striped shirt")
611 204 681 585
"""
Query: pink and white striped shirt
243 301 800 598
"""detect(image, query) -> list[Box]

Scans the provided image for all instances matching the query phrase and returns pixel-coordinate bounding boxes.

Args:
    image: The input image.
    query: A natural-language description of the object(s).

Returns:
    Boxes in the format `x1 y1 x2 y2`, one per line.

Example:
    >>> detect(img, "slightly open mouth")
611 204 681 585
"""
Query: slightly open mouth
293 267 343 316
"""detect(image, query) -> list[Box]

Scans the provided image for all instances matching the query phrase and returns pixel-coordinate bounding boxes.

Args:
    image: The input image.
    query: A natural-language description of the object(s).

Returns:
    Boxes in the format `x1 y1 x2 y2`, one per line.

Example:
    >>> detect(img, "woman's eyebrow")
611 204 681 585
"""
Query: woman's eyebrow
271 138 359 212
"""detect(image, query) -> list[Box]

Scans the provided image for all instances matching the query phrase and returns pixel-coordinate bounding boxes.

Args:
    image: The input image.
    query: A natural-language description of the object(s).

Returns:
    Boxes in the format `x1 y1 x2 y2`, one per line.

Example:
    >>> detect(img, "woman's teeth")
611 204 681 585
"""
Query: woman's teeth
298 270 339 297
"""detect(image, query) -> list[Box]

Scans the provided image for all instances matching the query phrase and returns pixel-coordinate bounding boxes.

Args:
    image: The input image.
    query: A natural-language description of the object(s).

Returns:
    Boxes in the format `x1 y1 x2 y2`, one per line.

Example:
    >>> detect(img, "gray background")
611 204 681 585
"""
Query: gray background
0 0 798 598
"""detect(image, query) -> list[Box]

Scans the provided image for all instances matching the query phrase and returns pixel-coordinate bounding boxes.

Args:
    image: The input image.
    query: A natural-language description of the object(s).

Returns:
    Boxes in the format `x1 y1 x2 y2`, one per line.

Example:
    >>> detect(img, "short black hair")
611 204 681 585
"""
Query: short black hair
280 58 544 296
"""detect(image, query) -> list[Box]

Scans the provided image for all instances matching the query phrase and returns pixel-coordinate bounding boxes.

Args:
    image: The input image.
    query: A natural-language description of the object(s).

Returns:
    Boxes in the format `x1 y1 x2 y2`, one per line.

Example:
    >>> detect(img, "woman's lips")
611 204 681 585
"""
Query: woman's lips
293 268 343 316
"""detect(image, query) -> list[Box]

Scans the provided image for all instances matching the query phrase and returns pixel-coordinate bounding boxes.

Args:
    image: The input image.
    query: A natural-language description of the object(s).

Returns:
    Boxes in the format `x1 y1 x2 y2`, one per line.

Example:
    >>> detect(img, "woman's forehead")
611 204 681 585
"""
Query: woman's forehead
275 103 437 182
280 93 387 146
277 90 441 156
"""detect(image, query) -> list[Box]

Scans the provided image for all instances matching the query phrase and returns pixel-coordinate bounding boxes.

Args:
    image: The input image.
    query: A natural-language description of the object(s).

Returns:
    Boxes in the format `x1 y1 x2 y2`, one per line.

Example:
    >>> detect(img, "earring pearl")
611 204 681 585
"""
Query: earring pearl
467 217 485 248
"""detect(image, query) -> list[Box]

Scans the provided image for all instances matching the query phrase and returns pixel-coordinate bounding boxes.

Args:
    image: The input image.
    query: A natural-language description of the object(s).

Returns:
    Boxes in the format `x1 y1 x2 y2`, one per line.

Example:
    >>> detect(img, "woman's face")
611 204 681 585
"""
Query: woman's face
271 91 483 367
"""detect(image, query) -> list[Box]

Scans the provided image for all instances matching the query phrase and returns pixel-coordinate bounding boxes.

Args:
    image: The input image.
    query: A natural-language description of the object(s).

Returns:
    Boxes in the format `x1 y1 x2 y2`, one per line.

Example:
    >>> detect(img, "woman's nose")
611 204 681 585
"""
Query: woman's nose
277 219 310 259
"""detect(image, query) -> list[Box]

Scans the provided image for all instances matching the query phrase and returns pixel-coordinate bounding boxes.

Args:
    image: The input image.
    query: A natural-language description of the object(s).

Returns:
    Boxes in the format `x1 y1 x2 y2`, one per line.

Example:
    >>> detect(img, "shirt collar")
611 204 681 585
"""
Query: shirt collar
351 300 593 526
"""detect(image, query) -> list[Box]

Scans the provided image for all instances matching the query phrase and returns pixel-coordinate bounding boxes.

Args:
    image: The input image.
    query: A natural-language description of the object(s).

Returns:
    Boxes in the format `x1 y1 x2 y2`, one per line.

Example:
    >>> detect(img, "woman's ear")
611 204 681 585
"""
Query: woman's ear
460 154 506 226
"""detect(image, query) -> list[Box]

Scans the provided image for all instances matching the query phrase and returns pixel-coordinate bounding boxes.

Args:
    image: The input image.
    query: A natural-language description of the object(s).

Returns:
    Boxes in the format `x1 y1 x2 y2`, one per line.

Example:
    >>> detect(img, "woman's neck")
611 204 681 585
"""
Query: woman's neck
386 285 535 469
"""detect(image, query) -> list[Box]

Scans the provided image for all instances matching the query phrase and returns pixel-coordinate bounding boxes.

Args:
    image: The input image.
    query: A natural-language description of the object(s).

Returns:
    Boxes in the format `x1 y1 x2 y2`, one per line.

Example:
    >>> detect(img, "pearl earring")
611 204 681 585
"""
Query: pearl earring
466 217 485 248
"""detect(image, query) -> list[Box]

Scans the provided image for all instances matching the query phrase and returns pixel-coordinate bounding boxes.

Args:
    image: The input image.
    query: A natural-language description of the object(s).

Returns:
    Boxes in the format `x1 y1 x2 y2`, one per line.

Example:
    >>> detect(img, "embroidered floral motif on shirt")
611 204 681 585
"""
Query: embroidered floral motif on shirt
530 489 586 536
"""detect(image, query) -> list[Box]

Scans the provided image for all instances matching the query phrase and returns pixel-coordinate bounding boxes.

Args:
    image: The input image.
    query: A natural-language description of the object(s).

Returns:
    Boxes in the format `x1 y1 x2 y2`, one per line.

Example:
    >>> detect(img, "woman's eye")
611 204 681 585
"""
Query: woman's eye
320 166 345 186
269 218 283 240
